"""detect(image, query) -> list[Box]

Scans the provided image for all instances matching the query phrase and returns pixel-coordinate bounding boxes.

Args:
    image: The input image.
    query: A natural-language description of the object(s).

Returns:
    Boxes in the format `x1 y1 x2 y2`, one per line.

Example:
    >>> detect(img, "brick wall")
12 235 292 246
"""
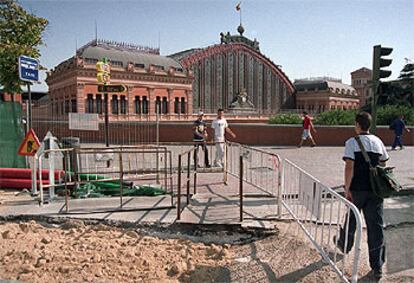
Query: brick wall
159 123 414 147
34 121 414 147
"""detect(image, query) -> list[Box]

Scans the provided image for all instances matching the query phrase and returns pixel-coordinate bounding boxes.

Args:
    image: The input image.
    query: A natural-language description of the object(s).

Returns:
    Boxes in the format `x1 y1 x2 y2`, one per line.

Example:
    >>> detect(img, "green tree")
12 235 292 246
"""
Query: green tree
398 62 414 106
399 63 414 80
0 0 48 96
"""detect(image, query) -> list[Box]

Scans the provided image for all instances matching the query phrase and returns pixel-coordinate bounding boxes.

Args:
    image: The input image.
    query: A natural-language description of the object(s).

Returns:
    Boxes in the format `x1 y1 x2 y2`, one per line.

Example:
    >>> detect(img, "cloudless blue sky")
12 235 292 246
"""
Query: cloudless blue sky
20 0 414 92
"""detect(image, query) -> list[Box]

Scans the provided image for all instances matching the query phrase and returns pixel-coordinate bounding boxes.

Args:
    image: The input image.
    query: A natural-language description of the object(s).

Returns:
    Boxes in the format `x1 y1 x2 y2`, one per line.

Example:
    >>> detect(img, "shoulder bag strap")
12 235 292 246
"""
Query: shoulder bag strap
355 136 374 169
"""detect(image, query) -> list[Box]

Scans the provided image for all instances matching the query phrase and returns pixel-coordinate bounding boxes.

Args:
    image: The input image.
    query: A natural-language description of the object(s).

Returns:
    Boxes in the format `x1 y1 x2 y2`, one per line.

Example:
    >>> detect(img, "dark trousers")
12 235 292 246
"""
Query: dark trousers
338 191 385 271
392 135 403 149
194 143 210 167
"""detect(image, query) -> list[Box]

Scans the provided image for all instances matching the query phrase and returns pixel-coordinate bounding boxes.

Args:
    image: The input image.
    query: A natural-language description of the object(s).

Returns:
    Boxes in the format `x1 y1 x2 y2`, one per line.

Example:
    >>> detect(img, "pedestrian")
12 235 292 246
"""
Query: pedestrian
193 111 211 168
390 115 410 150
336 112 389 280
211 109 236 168
298 111 317 147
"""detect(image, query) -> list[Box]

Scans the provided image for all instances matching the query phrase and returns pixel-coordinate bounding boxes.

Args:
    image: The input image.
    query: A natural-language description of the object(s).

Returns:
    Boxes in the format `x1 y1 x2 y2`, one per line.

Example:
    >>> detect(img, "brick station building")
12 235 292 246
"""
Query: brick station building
169 25 296 115
351 67 373 107
46 39 193 121
45 25 296 121
294 77 359 112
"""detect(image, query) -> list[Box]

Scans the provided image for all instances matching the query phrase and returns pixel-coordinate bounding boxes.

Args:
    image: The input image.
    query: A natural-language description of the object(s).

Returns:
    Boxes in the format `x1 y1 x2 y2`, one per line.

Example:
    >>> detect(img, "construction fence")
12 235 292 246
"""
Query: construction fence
30 138 363 282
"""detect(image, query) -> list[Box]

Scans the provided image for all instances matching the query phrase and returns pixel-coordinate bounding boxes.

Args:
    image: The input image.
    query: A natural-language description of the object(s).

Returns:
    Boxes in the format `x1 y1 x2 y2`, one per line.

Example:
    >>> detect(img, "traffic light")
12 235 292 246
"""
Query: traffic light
370 45 393 134
96 58 110 84
372 45 393 81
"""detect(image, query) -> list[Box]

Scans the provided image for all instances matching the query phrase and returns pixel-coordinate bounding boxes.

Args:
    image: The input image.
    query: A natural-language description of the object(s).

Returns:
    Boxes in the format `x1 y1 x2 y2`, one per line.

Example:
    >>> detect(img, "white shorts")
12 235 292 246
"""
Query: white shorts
302 129 312 140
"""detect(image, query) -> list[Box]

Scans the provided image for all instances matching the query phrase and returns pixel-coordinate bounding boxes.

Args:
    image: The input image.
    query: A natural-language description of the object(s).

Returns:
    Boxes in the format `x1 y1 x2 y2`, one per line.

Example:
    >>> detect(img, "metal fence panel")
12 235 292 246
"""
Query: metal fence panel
281 159 363 283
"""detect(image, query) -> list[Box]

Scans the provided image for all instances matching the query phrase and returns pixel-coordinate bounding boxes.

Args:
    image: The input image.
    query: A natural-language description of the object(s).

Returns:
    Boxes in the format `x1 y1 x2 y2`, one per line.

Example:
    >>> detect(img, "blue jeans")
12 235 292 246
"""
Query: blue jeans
392 135 403 149
338 191 385 271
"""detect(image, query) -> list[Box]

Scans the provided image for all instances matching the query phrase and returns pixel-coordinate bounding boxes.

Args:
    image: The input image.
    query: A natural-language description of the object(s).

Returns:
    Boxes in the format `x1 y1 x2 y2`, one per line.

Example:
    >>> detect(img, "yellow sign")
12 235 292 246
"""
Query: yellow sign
96 61 111 84
18 128 41 156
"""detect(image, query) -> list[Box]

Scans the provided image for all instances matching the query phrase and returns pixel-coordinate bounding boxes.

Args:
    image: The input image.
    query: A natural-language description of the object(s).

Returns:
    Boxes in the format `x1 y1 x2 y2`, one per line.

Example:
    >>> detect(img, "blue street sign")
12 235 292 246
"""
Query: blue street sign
18 55 40 83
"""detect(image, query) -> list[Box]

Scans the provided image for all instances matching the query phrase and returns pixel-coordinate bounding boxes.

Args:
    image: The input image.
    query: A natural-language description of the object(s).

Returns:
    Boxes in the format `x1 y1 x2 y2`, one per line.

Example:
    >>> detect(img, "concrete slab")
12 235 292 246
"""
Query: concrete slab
385 225 414 275
384 195 414 226
0 195 181 224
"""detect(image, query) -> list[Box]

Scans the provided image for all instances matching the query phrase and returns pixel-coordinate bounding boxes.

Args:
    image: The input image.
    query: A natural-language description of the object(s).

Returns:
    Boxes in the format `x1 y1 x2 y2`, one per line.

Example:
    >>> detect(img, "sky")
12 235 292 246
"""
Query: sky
19 0 414 92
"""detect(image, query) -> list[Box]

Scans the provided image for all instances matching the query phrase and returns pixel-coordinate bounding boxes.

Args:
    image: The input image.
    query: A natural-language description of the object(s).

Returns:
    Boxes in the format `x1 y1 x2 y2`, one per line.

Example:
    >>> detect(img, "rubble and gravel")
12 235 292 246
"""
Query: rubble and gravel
0 220 234 283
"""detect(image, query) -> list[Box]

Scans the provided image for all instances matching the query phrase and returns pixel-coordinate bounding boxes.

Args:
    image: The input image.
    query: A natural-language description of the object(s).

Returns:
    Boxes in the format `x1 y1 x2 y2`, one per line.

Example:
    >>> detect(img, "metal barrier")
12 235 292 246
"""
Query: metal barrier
236 145 281 197
227 144 362 282
176 147 198 220
280 159 363 283
226 142 282 221
36 145 174 213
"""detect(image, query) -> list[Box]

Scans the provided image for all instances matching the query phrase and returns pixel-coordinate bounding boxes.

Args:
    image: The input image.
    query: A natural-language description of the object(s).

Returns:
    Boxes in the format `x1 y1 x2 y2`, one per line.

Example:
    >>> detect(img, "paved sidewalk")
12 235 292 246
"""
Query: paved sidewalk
264 146 414 189
263 146 414 277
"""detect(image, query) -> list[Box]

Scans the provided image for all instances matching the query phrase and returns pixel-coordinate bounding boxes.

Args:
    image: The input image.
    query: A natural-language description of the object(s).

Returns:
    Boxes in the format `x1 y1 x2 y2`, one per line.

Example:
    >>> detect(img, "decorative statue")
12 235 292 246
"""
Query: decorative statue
229 88 254 110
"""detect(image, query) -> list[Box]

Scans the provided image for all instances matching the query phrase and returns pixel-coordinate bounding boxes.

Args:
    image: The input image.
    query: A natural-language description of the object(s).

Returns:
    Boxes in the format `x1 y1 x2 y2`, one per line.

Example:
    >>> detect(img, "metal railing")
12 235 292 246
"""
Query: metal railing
280 159 363 283
36 145 174 213
176 147 198 220
225 142 282 221
227 144 363 282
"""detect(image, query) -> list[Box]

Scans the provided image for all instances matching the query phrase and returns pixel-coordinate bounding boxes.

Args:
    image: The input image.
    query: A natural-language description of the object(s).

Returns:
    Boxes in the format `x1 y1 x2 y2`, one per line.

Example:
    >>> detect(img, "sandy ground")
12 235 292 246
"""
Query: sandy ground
0 220 233 283
1 219 414 283
0 219 345 283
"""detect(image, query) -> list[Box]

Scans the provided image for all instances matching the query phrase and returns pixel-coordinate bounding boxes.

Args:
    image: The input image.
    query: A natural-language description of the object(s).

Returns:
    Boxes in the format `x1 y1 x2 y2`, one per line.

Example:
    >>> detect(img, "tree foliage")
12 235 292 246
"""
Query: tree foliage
0 0 48 95
375 62 414 108
269 106 413 126
376 105 414 126
313 109 357 125
269 113 302 124
399 63 414 80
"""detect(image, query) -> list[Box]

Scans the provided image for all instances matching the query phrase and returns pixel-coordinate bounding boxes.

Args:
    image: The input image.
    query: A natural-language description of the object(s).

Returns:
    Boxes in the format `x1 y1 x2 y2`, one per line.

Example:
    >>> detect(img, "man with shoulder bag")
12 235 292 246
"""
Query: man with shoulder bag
335 112 396 281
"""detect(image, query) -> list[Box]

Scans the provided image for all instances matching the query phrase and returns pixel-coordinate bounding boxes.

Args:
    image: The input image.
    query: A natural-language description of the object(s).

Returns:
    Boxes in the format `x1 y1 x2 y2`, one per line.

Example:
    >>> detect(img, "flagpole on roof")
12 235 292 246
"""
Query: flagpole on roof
236 2 242 25
240 3 242 25
94 19 98 42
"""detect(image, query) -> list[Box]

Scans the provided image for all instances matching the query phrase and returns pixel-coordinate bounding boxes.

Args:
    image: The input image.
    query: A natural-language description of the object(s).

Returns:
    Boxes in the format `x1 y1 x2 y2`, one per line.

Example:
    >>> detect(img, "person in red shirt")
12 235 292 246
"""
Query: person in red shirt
298 111 317 147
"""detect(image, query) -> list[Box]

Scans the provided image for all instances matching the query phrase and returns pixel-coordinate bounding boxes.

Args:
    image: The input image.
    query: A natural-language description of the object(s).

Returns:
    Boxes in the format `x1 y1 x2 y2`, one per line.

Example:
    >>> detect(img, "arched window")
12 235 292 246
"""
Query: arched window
162 97 168 114
142 96 148 114
86 94 94 113
71 99 77 113
180 98 186 114
155 96 161 114
174 97 180 114
96 95 102 114
120 95 127 114
135 96 141 114
112 95 118 114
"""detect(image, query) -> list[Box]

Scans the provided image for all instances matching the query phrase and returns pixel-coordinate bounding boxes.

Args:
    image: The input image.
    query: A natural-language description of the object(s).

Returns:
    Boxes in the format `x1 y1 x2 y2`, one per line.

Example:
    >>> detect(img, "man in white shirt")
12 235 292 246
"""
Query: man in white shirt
337 112 389 280
211 108 236 167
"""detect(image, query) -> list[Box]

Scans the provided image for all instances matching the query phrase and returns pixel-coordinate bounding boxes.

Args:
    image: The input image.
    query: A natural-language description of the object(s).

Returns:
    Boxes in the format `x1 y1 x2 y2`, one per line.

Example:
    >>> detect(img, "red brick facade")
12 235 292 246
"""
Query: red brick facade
32 121 414 147
351 67 372 107
45 40 193 121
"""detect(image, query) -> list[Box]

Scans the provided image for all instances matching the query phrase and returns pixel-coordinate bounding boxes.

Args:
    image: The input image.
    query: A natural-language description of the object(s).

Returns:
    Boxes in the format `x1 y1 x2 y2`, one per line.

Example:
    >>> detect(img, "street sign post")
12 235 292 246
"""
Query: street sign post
19 55 40 130
18 56 40 83
96 57 112 167
97 84 126 93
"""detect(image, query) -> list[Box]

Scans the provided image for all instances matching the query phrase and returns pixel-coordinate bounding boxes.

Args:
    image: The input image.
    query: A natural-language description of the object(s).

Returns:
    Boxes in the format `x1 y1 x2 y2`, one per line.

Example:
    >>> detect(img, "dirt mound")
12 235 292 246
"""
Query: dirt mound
0 220 233 283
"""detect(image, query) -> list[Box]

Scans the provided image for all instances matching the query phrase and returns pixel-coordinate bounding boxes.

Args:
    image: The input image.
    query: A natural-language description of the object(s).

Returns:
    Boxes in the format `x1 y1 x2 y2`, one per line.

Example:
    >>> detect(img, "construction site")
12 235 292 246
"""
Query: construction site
1 99 414 283
0 132 372 283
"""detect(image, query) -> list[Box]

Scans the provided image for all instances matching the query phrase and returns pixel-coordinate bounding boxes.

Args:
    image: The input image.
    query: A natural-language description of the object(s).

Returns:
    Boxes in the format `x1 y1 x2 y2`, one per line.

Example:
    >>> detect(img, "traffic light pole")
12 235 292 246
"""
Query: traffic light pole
27 83 32 130
371 82 379 134
104 92 110 168
104 92 109 147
